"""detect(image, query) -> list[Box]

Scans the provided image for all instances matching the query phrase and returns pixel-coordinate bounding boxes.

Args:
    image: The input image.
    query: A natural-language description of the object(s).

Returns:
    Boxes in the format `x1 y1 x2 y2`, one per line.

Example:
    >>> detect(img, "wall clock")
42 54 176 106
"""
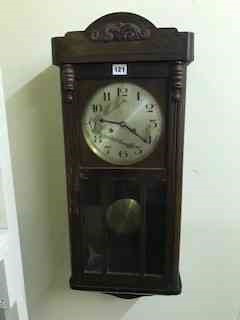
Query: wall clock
52 12 194 297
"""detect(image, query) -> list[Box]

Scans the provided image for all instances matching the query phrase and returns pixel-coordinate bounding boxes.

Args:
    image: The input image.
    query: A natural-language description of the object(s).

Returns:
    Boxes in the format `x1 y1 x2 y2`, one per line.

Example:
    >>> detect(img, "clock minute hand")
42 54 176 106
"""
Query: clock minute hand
123 123 148 144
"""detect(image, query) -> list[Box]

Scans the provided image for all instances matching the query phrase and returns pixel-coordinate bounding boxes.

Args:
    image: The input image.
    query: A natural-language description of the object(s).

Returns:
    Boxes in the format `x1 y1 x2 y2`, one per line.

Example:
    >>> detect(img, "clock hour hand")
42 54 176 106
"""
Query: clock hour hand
123 123 148 144
100 118 148 144
99 118 121 126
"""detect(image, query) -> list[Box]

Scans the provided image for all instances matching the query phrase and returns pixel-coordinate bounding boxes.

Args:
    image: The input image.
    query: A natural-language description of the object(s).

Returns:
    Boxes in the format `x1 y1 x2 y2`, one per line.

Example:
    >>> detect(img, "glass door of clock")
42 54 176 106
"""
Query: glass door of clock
78 174 166 277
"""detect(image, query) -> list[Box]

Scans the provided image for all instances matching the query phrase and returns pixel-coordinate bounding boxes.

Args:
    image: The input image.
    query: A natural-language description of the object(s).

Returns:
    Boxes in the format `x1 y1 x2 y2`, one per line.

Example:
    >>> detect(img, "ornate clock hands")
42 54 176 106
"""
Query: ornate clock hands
99 118 148 144
99 118 120 126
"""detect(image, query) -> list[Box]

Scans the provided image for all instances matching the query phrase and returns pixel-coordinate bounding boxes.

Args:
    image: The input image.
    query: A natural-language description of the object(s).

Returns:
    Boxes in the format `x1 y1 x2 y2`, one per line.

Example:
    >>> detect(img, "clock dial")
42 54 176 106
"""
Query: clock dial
82 82 163 165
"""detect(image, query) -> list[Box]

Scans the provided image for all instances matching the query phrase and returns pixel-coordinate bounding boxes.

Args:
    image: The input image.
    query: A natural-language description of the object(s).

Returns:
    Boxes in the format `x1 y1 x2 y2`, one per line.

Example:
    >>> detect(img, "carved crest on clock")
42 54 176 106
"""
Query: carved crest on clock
90 22 151 41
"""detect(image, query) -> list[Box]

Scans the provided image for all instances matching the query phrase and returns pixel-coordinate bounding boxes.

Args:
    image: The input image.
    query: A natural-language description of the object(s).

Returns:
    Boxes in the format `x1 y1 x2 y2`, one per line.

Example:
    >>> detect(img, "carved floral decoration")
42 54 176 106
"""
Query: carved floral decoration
90 22 151 41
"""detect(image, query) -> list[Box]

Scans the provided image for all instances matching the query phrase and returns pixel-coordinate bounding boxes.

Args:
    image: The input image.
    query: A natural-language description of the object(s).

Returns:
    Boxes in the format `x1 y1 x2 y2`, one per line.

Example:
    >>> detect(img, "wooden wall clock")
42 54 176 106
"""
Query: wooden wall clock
52 12 194 297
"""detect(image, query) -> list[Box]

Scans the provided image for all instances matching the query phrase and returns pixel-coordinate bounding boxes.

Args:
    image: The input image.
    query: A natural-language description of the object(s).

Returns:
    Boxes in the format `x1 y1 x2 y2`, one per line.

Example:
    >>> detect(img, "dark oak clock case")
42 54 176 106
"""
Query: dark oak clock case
52 12 194 297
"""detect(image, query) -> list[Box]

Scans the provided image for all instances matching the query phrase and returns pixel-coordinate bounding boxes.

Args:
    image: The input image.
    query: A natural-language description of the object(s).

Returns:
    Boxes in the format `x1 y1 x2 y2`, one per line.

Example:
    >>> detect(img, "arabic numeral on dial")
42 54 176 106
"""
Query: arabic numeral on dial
88 119 96 130
117 87 128 97
92 104 103 112
94 135 102 143
104 92 111 101
149 119 159 128
118 150 128 158
137 91 140 101
145 104 154 112
134 148 143 155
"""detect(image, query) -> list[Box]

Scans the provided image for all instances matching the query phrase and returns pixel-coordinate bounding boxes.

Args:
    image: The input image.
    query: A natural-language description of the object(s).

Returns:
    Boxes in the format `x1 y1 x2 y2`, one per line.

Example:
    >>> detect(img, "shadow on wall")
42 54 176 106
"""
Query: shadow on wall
5 66 68 312
4 67 137 319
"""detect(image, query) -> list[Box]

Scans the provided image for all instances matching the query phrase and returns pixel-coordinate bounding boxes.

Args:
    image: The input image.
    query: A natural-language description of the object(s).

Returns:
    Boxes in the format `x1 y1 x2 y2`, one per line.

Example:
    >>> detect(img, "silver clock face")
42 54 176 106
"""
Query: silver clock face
81 82 163 165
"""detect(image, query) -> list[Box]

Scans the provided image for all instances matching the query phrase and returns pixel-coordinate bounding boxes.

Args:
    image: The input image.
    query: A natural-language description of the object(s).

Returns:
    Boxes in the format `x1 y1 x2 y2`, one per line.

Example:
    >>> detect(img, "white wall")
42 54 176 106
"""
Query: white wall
0 172 7 228
0 1 240 319
0 71 28 320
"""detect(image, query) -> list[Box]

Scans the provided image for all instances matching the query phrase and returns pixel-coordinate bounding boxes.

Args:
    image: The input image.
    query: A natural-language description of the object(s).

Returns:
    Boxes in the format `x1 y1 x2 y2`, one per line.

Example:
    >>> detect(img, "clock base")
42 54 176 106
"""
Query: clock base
69 274 182 298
